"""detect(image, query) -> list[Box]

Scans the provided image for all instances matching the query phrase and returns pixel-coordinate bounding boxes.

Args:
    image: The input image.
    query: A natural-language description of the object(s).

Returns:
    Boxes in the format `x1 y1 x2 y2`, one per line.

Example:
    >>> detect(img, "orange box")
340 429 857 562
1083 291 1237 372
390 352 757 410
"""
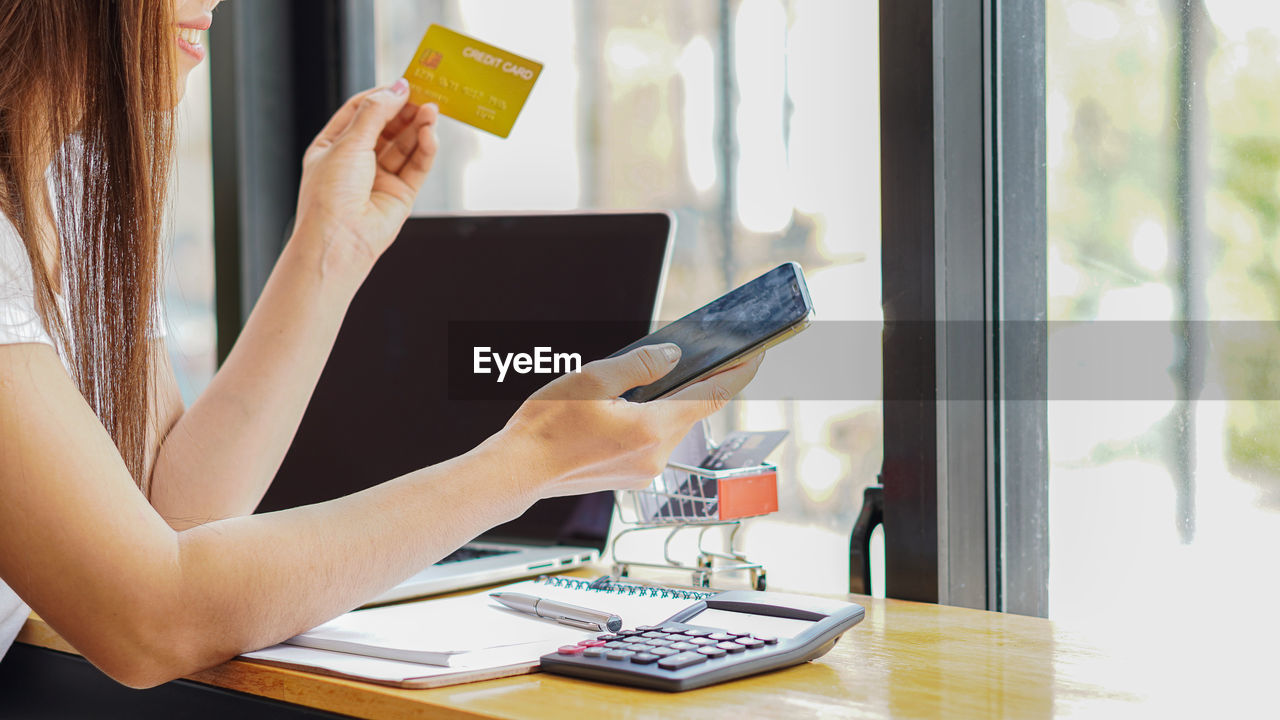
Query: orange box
715 468 778 520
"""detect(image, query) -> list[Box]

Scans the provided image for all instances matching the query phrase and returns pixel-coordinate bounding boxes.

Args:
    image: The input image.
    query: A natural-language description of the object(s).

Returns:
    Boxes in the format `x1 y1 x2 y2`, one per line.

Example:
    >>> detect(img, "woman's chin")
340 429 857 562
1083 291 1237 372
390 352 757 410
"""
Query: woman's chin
173 72 192 106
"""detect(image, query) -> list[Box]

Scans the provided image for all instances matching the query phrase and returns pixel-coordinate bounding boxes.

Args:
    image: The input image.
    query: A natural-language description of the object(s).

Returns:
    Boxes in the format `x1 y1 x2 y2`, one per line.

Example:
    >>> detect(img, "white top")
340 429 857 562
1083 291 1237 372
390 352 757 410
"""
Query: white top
0 200 166 662
0 210 46 661
0 212 57 347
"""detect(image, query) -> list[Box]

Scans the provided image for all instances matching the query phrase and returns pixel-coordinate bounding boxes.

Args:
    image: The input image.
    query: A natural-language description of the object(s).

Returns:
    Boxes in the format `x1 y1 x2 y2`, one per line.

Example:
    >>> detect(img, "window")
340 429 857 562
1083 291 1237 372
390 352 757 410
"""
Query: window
168 52 217 402
1047 1 1280 622
374 0 881 595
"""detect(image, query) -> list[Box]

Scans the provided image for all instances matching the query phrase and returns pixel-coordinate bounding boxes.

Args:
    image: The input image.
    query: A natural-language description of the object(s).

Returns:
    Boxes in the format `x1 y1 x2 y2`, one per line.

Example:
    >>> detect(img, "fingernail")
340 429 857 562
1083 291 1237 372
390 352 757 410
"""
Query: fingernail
425 102 439 114
390 78 409 96
661 344 681 363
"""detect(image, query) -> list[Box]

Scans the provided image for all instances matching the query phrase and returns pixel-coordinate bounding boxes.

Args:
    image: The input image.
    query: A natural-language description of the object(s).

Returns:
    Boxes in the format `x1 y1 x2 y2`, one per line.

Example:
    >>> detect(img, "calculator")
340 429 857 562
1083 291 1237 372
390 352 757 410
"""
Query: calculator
539 590 865 691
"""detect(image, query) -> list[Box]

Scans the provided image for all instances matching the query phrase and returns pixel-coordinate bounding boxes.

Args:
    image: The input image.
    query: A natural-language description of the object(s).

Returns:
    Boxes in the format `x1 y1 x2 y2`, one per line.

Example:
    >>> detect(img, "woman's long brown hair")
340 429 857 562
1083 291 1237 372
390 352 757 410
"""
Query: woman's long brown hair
0 1 175 492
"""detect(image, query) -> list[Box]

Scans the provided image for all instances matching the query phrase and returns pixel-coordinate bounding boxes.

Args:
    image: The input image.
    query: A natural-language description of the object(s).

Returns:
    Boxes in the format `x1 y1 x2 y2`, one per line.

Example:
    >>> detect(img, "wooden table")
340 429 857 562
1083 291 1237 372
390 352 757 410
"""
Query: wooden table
9 577 1272 718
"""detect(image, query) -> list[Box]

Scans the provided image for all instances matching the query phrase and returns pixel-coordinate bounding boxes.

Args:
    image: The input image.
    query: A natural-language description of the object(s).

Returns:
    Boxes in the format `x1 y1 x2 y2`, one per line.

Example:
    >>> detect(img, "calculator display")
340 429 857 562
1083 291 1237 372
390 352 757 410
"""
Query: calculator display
688 608 817 640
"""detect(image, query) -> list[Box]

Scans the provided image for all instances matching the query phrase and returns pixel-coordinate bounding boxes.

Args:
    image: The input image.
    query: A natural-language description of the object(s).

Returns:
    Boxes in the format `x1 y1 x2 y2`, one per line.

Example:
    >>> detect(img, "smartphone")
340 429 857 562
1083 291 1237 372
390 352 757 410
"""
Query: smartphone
611 262 815 403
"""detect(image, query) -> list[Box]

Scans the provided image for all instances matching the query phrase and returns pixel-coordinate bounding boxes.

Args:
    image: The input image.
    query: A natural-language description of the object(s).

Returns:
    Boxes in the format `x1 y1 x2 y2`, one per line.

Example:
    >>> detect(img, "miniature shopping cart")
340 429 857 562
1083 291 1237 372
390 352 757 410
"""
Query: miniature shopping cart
611 457 779 590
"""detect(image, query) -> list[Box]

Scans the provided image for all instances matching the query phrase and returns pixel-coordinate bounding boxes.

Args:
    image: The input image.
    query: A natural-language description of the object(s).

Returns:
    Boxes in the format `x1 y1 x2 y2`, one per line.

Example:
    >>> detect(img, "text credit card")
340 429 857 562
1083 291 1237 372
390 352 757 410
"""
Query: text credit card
404 24 543 138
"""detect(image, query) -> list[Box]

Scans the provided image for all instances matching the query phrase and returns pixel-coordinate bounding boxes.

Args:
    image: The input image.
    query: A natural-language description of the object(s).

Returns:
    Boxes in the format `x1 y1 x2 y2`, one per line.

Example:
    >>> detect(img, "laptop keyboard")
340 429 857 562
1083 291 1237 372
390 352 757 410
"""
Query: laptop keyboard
435 546 519 565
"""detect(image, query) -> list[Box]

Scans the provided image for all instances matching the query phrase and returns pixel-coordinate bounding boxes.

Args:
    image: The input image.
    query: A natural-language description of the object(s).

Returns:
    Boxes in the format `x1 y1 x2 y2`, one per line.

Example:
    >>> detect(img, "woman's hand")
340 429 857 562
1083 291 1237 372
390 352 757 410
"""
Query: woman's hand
293 79 439 273
497 344 765 499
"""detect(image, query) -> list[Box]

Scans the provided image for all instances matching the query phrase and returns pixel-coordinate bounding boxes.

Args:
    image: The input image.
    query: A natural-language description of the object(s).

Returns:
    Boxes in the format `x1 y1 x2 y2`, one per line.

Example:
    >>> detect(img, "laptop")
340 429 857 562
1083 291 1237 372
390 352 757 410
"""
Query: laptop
259 212 674 605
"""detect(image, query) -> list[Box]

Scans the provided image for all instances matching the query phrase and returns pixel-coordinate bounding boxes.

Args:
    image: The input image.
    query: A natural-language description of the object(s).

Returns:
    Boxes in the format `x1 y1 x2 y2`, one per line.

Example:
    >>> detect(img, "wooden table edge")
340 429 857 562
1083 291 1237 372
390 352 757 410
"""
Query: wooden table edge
15 574 884 720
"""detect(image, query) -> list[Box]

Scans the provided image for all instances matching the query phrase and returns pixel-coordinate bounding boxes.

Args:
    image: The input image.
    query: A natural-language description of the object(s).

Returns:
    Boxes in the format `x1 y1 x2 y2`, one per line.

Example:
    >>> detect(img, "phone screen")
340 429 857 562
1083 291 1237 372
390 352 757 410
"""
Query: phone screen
613 263 812 402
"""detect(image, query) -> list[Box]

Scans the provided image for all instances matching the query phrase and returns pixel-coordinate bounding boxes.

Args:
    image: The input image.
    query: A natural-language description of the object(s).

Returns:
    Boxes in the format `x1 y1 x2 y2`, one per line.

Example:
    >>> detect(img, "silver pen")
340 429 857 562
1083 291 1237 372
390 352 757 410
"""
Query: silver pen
489 592 623 632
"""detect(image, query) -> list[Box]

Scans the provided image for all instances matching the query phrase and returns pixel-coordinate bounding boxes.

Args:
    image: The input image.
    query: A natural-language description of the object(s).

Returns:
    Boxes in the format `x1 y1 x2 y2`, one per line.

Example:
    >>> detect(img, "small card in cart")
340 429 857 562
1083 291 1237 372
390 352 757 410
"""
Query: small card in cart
698 430 788 471
651 431 787 522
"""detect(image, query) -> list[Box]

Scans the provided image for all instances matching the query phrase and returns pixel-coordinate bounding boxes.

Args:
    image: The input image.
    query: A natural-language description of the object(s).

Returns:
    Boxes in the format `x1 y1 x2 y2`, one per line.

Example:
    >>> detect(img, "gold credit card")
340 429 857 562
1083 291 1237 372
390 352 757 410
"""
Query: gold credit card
404 24 543 138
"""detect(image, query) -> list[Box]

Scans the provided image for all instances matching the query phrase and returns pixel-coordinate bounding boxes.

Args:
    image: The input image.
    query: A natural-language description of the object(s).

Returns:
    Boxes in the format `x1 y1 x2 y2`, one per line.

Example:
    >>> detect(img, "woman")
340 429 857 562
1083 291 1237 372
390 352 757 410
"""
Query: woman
0 0 760 688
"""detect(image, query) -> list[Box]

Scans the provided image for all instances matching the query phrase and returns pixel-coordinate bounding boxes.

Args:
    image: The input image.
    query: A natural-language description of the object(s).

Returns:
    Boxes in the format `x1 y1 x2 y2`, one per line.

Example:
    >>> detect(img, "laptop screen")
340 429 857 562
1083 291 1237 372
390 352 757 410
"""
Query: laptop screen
258 212 672 552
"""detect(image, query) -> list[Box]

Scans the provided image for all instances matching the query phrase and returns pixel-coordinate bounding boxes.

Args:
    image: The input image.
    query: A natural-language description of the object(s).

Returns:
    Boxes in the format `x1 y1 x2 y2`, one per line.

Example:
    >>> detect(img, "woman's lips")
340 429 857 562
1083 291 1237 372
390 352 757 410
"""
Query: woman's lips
177 27 205 62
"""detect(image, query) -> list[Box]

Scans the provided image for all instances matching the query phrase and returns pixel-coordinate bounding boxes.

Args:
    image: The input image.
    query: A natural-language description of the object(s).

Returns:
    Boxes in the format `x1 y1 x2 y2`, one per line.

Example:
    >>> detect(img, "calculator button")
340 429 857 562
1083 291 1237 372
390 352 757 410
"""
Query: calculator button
641 631 666 639
737 637 764 649
630 652 660 664
604 641 629 649
683 629 713 637
727 631 751 638
579 640 607 648
557 645 586 655
716 642 746 653
624 643 652 652
582 647 606 658
661 626 687 634
697 646 727 658
708 633 737 642
647 639 673 648
754 635 779 645
690 638 719 647
617 629 643 637
670 642 698 652
605 650 634 661
658 652 708 670
597 634 621 641
648 647 679 657
637 626 662 632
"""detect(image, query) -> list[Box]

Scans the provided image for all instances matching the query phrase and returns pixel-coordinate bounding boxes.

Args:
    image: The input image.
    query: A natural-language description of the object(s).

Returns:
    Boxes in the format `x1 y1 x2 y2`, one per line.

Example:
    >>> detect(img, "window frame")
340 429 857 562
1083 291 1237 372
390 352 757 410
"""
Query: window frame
879 0 1048 615
210 0 1050 612
210 0 376 361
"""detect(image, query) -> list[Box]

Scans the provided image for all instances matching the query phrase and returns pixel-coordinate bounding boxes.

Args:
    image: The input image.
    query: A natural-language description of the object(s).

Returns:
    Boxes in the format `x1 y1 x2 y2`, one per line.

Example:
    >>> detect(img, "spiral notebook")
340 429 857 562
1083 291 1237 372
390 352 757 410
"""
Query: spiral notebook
240 576 712 688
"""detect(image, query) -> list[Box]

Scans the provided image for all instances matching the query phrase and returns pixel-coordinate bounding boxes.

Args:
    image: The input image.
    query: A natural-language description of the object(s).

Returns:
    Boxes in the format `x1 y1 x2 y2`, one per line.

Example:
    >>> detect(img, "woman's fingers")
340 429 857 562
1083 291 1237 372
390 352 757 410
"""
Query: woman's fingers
375 102 423 155
315 82 417 154
314 87 381 146
376 103 438 177
335 80 412 151
389 106 440 189
662 353 764 423
582 344 682 398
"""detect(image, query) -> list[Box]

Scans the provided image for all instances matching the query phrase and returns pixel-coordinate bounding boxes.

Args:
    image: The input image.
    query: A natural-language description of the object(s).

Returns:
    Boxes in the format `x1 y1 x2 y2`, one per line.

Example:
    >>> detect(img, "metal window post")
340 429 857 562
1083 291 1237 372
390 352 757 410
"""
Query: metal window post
210 0 375 362
878 0 1047 615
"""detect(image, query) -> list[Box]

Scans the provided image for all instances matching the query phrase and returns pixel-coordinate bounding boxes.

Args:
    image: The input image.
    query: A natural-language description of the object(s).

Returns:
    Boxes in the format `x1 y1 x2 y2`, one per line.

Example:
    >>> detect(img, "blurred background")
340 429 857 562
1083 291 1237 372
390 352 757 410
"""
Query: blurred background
168 53 216 405
167 0 1280 612
1047 0 1280 626
171 0 882 598
371 0 882 597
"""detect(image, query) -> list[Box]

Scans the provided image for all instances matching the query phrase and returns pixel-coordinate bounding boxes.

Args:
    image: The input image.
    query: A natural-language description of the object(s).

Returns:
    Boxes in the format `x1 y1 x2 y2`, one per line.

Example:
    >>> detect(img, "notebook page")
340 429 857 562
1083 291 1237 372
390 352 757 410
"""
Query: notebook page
241 643 539 688
286 591 588 665
284 577 707 667
492 578 700 629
